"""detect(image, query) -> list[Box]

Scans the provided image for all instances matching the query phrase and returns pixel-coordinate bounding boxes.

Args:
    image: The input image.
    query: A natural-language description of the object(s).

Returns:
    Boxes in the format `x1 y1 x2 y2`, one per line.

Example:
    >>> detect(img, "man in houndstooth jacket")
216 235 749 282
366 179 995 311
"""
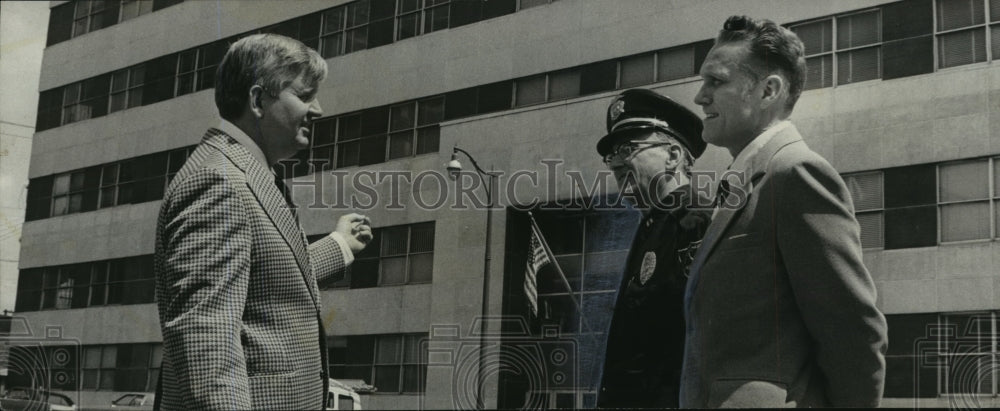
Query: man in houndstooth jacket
153 34 373 410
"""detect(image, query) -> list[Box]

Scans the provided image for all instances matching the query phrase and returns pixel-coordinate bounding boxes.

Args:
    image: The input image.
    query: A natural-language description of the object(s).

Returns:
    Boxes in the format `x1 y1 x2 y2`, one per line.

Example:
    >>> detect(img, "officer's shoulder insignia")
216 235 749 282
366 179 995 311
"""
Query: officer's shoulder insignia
610 99 626 122
639 251 656 285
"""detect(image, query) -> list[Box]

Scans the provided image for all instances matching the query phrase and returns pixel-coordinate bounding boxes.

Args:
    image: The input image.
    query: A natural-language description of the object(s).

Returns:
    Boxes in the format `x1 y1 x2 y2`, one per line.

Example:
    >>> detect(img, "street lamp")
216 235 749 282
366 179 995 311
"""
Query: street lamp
446 146 501 410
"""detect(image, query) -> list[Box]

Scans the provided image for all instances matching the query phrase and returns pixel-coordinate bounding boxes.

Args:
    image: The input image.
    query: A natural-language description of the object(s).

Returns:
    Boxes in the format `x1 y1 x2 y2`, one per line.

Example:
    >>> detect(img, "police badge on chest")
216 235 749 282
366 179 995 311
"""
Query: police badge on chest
639 251 656 285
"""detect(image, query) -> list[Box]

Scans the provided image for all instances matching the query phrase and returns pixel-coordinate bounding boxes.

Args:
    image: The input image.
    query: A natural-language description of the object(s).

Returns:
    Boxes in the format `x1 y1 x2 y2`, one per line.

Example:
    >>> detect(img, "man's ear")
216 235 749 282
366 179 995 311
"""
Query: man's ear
663 143 684 170
759 74 785 109
249 85 265 118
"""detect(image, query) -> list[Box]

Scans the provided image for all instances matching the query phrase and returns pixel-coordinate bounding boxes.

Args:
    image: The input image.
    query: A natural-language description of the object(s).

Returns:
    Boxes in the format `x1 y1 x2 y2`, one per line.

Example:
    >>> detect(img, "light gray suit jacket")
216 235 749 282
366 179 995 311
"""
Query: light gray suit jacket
154 129 347 410
681 125 888 408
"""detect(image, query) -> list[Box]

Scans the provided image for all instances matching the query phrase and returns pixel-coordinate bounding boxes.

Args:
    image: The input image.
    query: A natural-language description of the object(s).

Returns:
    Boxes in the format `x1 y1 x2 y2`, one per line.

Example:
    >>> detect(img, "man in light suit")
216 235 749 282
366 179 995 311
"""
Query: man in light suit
681 16 888 408
154 34 372 410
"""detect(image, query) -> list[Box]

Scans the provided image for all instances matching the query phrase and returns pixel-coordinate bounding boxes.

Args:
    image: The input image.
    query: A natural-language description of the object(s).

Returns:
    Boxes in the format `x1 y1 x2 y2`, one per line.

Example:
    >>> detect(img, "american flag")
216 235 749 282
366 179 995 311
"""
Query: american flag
524 226 551 316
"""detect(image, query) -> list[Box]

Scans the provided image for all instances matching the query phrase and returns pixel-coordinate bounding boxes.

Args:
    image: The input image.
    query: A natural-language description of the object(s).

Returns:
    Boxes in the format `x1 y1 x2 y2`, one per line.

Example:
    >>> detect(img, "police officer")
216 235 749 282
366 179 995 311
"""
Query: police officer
596 88 711 408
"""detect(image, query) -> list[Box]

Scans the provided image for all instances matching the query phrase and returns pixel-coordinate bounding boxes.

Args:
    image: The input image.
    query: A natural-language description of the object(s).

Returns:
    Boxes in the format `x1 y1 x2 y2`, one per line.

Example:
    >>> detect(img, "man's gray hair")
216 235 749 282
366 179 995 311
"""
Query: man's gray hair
653 131 696 175
214 34 328 120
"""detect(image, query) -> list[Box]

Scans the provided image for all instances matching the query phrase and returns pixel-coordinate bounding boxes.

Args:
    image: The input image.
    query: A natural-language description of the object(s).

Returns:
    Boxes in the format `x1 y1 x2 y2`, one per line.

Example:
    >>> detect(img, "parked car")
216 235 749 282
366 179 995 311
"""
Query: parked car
0 387 76 411
326 379 373 410
109 393 155 410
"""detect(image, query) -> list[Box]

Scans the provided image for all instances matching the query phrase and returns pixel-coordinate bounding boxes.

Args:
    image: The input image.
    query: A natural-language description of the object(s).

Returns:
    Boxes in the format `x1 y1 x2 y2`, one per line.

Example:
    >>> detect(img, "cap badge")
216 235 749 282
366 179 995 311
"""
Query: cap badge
610 100 626 122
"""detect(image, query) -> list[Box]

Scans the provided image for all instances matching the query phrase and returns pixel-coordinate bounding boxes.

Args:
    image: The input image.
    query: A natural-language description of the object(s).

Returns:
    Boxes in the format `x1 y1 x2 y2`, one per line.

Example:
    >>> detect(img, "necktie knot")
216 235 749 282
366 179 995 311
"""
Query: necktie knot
715 179 731 208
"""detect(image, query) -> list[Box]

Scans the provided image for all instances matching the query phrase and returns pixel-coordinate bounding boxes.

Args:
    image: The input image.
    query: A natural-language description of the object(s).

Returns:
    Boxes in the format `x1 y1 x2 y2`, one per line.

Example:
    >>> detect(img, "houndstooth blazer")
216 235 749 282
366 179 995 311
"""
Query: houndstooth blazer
154 128 346 410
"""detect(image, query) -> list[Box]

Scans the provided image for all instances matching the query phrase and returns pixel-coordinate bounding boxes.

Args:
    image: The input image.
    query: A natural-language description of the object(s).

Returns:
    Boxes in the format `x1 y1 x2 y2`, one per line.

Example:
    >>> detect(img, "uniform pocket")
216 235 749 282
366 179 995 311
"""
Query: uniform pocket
707 378 788 408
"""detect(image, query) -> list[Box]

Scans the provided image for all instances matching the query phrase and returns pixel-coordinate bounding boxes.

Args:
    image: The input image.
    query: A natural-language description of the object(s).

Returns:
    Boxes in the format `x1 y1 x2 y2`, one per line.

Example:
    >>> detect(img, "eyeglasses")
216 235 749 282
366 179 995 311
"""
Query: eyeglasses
602 140 674 165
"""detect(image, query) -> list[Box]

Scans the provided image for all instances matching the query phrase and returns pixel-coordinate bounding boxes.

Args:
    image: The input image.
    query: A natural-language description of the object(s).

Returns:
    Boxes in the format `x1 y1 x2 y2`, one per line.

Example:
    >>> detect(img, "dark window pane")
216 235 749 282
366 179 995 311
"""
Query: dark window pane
450 0 482 28
361 107 389 136
375 365 401 392
477 81 513 113
483 0 515 18
444 88 478 119
350 259 379 288
409 222 435 252
886 313 939 356
388 131 414 159
883 0 933 41
368 17 394 48
579 60 617 95
338 114 362 141
314 119 336 147
382 226 409 255
620 53 654 87
397 13 421 40
417 97 444 125
548 69 580 100
408 253 433 283
390 103 416 131
514 75 545 107
358 135 387 166
882 35 934 80
415 127 439 155
885 164 936 208
27 175 54 199
347 335 376 363
370 0 395 20
337 141 360 168
380 256 407 285
884 205 937 249
47 3 75 46
345 27 368 53
425 4 450 33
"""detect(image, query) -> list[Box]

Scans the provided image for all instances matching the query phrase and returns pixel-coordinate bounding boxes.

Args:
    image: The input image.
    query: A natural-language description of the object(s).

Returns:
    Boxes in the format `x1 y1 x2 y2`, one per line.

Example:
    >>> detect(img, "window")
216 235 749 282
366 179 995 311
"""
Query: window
342 222 434 289
883 313 941 398
498 207 637 408
791 10 881 90
321 5 348 58
845 172 885 248
396 0 422 40
329 334 427 393
935 0 993 67
387 97 443 160
939 312 998 396
939 159 991 242
109 65 145 113
345 0 371 54
15 256 156 312
515 75 546 107
845 157 1000 250
61 76 110 125
884 164 938 249
73 1 107 37
424 0 450 34
657 46 697 82
619 53 654 88
80 344 162 392
119 0 154 21
548 69 581 101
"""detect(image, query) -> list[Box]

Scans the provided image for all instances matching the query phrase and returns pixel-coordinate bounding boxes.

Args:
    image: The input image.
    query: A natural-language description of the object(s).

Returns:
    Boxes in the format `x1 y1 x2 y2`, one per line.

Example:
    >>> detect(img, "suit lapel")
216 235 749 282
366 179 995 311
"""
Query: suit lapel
205 130 320 308
684 125 804 314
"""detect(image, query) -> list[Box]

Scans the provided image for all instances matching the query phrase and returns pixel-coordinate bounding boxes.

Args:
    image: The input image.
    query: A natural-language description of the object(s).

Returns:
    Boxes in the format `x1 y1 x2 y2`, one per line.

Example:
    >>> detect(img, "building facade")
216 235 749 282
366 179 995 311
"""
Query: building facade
11 0 1000 408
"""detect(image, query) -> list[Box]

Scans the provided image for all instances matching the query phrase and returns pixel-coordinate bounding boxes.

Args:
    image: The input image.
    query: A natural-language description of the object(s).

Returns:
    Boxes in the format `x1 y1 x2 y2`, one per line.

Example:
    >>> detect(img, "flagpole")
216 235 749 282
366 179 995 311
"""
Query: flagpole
527 211 596 335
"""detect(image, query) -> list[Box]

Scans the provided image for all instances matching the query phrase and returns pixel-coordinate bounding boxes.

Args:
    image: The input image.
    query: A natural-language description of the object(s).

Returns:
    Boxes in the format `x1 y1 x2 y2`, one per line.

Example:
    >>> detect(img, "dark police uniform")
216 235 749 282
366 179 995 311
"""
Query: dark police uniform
594 89 709 408
598 186 710 408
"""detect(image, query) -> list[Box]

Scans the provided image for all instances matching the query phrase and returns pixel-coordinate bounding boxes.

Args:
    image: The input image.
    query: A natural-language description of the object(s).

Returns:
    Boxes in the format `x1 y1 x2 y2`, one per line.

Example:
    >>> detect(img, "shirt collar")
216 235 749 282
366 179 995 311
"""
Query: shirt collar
217 119 271 173
728 120 792 174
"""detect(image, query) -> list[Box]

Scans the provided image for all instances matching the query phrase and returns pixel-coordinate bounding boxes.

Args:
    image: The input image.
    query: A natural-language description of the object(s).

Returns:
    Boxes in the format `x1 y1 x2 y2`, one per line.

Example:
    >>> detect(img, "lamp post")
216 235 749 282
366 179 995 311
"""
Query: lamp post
446 146 501 410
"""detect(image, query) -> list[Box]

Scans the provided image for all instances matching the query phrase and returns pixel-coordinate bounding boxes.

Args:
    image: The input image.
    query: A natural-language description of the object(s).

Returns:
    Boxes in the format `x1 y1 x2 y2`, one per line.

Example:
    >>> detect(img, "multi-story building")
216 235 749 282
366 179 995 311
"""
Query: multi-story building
11 0 999 408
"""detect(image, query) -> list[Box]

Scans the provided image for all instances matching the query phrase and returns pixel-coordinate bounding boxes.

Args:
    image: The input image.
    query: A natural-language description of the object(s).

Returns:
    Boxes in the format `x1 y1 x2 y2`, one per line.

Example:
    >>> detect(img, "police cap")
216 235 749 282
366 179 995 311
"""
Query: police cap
596 88 706 159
